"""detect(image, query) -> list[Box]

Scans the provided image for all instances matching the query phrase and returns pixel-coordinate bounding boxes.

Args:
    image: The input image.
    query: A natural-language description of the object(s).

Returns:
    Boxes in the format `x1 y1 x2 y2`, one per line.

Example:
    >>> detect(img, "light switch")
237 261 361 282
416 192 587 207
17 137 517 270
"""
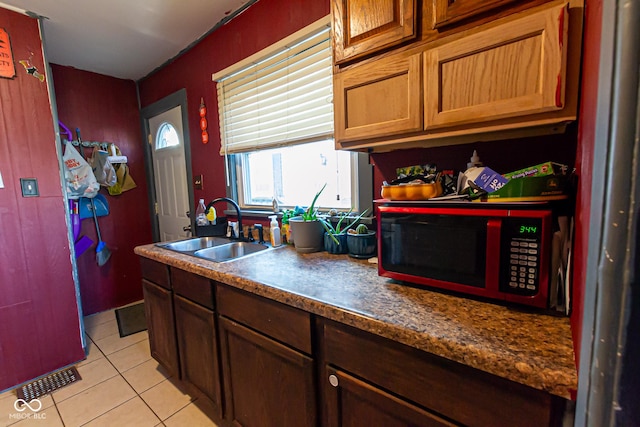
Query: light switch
0 171 4 188
20 178 39 197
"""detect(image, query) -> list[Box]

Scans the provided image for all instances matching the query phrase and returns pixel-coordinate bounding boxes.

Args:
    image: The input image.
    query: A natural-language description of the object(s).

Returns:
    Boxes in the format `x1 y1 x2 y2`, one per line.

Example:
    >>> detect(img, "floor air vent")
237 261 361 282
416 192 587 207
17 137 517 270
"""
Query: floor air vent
16 366 82 400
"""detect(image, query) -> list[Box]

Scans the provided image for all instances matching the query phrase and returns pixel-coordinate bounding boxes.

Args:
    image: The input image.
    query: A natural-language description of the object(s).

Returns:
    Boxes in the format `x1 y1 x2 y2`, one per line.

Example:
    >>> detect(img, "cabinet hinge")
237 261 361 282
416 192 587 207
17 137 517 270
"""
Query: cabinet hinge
154 202 158 215
148 134 152 145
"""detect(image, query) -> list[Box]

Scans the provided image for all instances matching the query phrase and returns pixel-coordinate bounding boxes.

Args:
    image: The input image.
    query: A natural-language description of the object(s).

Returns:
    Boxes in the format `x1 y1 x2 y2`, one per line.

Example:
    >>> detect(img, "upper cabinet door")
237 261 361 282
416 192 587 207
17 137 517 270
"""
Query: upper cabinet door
432 0 519 28
333 0 418 64
334 50 423 143
424 2 569 130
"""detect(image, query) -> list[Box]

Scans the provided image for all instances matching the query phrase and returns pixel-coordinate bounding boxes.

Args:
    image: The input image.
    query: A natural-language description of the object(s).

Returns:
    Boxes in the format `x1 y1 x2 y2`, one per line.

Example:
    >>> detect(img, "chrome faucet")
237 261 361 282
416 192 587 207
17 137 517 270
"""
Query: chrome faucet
206 197 244 240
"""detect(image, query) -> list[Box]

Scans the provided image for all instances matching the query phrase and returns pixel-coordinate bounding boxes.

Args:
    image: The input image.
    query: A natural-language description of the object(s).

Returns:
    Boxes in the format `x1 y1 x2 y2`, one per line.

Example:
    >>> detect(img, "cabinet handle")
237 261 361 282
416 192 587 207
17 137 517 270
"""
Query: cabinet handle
328 374 339 387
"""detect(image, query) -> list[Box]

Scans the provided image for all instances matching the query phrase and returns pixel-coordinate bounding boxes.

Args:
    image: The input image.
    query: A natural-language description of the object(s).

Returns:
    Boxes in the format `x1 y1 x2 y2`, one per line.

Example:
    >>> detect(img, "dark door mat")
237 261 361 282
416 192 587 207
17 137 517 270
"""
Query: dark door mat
115 302 147 337
16 366 81 401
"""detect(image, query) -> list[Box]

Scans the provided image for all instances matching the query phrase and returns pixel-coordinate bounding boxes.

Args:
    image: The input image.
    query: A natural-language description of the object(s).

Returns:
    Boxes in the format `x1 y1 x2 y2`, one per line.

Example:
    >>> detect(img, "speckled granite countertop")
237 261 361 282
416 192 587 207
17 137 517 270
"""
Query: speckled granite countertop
134 242 577 399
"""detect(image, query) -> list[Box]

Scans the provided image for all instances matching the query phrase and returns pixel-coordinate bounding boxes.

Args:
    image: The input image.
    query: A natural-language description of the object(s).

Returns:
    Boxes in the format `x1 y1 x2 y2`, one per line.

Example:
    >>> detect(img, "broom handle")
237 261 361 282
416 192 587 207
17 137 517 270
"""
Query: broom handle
90 197 102 242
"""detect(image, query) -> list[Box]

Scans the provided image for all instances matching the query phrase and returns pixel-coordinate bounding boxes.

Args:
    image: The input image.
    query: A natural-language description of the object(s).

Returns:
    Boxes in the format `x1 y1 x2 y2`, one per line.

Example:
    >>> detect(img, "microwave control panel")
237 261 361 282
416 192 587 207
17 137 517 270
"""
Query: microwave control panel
500 218 543 296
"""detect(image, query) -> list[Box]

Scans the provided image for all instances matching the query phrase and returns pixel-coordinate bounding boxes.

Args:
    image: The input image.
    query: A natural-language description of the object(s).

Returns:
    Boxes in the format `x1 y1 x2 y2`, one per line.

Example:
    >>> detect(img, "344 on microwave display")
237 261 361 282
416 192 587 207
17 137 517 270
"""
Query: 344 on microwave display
376 201 572 314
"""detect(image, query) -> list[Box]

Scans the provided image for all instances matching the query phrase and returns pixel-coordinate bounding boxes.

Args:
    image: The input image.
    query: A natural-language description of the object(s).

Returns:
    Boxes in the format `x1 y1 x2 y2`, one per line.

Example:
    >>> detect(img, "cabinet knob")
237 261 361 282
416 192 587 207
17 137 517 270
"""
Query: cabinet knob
328 374 339 387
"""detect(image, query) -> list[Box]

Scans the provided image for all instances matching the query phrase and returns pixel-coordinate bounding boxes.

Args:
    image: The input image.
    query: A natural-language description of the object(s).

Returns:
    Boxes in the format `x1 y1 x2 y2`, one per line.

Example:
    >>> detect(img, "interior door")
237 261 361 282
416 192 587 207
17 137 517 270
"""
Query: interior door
148 105 191 241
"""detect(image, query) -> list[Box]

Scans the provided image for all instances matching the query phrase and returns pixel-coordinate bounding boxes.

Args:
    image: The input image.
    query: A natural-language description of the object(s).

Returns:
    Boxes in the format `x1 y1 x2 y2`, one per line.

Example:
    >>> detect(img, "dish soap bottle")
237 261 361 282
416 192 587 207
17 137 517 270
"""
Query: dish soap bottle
269 215 281 247
206 206 217 225
196 199 208 226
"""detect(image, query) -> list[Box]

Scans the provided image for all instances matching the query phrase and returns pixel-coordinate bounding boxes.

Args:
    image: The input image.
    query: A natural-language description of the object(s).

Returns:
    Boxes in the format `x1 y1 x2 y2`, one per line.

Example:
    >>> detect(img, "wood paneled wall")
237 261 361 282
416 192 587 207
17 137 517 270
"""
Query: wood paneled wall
0 8 84 391
52 65 152 315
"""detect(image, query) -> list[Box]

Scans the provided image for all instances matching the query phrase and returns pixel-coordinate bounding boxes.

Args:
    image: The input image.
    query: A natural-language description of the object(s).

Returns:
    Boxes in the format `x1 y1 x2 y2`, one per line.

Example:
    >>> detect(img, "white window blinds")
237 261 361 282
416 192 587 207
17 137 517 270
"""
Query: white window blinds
214 18 333 155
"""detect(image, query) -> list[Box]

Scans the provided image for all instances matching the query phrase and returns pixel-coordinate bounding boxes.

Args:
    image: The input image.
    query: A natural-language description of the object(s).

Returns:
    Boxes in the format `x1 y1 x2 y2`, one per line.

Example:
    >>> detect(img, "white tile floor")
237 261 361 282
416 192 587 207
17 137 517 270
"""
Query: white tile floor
1 302 219 427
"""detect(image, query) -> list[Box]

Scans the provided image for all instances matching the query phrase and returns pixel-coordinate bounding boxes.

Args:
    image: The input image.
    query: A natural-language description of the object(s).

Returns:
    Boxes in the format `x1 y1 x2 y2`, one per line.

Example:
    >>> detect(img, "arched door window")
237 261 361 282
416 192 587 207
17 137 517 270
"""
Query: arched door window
156 122 180 149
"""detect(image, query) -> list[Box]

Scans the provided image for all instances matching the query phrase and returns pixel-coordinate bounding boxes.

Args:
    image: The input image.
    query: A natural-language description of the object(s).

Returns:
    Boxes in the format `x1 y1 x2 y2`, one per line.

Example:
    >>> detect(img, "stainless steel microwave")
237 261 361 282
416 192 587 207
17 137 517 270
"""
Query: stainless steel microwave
376 201 571 313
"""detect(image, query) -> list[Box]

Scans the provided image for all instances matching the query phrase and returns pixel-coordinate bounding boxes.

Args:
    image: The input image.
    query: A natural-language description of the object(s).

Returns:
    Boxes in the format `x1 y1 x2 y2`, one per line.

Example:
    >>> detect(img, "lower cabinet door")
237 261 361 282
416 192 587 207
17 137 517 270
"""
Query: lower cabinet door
218 316 316 427
174 294 222 419
325 367 458 427
142 279 179 377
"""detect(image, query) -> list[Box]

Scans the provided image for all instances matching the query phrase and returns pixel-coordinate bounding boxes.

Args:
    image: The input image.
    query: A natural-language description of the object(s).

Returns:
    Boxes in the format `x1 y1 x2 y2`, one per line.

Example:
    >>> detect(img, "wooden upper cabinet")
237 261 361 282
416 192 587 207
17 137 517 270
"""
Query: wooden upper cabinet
424 2 569 130
334 50 422 142
333 0 418 64
432 0 520 28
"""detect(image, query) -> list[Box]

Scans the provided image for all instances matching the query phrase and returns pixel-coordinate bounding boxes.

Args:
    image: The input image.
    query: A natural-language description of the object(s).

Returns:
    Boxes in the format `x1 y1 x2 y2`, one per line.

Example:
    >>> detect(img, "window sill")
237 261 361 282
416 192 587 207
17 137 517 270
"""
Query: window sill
222 209 374 225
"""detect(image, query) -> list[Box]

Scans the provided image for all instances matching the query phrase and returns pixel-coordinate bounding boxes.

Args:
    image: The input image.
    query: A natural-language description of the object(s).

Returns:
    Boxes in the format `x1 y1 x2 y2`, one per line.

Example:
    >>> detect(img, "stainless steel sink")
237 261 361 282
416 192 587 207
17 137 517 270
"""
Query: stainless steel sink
157 237 272 262
194 242 269 262
158 236 231 252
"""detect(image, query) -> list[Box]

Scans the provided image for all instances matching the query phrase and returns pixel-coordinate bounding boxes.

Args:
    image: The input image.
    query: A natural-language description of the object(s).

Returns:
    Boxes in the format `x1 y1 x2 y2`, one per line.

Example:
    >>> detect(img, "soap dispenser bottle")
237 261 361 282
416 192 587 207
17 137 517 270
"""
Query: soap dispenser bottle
269 215 281 247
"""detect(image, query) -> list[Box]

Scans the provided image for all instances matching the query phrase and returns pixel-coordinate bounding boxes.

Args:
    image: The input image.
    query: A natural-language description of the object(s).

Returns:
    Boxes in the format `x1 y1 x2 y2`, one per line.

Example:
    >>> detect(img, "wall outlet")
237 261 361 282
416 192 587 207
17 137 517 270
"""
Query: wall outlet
20 178 39 197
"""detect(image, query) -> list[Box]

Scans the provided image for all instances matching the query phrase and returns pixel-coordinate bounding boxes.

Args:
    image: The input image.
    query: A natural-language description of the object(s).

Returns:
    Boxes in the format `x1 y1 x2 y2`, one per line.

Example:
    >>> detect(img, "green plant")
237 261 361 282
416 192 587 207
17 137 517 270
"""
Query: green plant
301 183 327 221
321 208 370 244
355 223 369 234
281 209 295 225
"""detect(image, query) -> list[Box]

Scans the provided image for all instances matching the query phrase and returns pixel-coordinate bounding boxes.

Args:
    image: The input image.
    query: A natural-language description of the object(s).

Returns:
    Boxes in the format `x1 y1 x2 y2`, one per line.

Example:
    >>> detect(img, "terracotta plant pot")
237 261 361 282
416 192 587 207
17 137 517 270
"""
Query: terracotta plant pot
347 231 377 259
324 233 349 254
289 217 324 253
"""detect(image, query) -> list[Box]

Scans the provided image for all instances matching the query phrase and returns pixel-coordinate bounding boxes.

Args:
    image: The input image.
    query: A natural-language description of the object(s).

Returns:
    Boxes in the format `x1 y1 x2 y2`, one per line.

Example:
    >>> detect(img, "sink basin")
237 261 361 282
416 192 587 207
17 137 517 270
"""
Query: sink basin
158 236 231 252
194 242 269 262
157 237 273 262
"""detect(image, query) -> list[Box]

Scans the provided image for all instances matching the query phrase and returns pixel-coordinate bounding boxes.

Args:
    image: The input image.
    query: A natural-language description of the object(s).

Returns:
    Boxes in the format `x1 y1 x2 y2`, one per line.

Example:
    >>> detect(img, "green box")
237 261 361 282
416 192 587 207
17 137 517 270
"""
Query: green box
481 174 569 202
502 162 567 180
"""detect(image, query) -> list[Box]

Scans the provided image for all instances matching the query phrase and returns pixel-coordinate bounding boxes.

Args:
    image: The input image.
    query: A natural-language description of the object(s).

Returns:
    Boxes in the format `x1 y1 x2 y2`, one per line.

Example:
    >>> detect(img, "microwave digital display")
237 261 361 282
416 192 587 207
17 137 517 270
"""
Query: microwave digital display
519 225 538 234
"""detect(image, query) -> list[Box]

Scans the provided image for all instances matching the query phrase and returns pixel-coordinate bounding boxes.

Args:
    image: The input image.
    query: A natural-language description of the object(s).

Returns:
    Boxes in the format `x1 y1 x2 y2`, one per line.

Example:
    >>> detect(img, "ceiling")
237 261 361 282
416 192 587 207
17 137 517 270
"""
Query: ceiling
0 0 255 80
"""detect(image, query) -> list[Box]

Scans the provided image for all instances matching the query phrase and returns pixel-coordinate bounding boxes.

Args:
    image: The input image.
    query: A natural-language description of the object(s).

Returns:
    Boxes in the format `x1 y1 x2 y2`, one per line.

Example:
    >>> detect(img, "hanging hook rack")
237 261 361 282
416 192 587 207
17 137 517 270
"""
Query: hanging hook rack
62 137 111 152
58 122 127 164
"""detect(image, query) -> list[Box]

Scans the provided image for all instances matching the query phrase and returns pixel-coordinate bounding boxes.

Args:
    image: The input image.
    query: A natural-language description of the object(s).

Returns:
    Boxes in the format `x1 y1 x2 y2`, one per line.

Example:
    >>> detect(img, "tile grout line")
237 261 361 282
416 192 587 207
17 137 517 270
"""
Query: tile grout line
55 341 148 427
60 308 190 425
90 332 149 358
51 335 111 406
111 359 163 423
93 333 171 424
85 316 167 422
76 395 141 427
51 334 115 424
113 356 155 380
83 311 117 330
52 399 67 427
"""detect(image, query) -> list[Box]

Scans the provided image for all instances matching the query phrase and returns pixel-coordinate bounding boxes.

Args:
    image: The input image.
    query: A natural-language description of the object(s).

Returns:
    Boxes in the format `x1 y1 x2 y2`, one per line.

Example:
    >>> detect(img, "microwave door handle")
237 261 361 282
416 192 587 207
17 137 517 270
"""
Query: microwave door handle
485 218 502 294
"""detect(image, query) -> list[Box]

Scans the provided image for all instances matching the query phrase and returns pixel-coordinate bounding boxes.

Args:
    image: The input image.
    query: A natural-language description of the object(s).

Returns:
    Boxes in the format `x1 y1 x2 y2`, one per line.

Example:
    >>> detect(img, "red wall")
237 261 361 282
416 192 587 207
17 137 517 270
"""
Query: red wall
571 0 602 369
52 65 152 315
138 0 330 206
0 9 84 390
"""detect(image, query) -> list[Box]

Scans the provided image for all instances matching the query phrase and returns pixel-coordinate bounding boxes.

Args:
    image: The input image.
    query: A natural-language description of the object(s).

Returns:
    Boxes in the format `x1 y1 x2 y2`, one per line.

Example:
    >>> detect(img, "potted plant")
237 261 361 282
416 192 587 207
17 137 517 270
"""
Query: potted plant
347 223 377 259
289 184 327 253
321 208 370 254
